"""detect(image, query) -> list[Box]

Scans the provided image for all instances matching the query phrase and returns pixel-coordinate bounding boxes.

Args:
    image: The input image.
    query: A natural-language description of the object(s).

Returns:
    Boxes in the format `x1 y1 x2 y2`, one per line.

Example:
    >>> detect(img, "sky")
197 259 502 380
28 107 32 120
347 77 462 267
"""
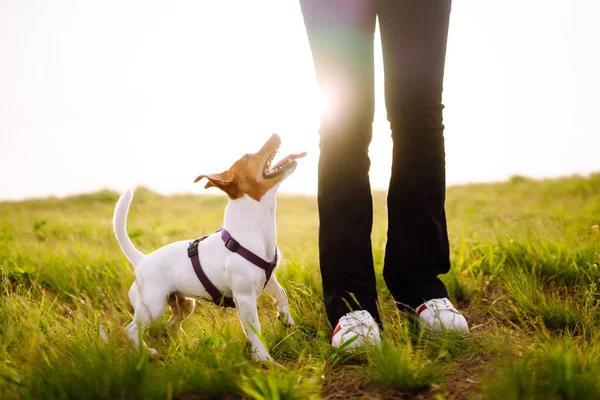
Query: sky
1 0 599 201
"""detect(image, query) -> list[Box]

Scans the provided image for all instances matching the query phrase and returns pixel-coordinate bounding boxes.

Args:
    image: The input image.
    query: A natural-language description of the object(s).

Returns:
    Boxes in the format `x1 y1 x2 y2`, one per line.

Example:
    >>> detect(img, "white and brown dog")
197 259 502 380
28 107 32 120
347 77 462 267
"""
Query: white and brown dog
113 134 305 361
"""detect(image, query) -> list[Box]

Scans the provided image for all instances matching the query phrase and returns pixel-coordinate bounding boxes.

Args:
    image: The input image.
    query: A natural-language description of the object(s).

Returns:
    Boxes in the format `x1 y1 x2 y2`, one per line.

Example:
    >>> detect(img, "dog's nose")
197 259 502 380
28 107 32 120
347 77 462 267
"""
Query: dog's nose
269 133 281 147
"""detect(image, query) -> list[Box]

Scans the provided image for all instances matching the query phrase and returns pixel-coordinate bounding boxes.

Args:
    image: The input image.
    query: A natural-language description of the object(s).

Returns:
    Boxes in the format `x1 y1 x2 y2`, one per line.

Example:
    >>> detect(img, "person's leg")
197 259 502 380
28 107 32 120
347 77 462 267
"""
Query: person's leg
377 0 454 310
299 0 380 327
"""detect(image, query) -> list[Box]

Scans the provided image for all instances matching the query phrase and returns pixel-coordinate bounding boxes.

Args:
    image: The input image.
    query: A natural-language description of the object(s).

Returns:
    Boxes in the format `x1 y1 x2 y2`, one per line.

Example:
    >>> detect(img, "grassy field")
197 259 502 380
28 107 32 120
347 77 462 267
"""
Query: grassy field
1 173 600 399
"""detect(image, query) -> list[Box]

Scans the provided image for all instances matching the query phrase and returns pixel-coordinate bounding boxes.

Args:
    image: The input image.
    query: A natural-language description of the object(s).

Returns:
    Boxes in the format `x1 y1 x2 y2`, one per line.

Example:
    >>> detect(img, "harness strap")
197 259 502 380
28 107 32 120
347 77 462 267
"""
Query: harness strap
187 236 235 308
186 228 278 308
220 228 278 284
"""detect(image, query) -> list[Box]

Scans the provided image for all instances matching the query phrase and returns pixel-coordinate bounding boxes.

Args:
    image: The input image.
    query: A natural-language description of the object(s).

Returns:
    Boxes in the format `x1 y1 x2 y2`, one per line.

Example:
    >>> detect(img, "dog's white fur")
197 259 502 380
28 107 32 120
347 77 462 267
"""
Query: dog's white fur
113 178 295 361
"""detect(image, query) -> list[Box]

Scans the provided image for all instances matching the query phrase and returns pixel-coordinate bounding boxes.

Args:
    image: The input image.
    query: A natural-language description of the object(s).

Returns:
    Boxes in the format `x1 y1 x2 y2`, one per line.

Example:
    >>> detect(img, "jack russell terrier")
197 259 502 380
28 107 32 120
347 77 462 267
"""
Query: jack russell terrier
113 134 306 361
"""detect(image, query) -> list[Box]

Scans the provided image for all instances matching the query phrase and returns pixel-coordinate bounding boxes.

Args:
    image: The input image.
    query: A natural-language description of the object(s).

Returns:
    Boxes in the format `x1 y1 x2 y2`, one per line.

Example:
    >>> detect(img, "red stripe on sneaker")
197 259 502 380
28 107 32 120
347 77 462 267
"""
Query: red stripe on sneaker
416 304 428 317
332 323 342 338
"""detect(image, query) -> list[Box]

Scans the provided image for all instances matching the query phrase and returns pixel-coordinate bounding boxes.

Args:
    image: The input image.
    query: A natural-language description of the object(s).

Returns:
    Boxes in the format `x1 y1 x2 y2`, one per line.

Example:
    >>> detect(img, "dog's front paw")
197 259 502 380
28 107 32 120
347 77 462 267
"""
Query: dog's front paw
278 312 295 327
250 348 273 362
147 347 160 359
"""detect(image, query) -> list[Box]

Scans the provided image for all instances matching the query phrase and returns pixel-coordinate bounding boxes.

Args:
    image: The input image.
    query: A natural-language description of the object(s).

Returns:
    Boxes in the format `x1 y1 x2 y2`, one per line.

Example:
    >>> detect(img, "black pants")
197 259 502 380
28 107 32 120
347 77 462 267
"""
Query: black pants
300 0 453 327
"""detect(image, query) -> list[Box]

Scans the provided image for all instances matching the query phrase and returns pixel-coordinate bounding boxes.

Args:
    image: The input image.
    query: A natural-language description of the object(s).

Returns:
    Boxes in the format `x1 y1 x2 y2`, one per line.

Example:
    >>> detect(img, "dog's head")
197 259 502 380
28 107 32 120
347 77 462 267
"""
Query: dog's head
194 134 306 201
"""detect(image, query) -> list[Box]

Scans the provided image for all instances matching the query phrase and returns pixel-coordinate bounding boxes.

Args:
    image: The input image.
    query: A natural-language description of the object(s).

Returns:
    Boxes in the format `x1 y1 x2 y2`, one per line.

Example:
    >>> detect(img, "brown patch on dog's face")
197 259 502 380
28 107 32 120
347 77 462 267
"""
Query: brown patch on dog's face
194 134 306 201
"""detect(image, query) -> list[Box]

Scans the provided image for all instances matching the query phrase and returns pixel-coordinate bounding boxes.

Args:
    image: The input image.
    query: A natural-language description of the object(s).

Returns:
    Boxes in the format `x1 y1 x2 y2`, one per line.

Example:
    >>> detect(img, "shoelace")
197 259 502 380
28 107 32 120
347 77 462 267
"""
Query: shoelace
339 310 375 330
426 298 460 314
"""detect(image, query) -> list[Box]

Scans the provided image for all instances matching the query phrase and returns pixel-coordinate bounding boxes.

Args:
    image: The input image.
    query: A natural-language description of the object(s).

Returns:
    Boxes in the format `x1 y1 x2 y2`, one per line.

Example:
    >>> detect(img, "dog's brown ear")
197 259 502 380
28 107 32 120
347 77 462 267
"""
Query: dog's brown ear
194 171 241 199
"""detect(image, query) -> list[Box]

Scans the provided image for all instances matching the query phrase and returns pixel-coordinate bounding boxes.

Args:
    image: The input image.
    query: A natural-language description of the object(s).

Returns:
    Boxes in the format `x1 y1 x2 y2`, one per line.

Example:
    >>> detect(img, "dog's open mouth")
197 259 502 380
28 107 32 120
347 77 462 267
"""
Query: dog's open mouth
263 149 307 179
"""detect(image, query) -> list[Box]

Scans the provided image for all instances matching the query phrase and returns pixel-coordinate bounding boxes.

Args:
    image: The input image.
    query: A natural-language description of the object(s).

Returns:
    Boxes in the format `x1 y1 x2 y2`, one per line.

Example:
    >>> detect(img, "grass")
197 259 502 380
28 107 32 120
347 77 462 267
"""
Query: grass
1 173 599 399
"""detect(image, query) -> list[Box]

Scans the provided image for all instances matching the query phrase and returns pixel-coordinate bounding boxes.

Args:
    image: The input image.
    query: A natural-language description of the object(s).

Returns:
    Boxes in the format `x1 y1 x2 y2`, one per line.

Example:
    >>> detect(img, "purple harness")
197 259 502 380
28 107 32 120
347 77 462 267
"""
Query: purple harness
187 228 278 308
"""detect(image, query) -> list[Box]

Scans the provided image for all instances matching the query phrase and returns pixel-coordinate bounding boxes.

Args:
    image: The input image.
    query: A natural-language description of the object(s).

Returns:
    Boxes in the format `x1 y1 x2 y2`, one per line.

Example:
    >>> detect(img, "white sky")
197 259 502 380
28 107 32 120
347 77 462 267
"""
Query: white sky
1 0 599 200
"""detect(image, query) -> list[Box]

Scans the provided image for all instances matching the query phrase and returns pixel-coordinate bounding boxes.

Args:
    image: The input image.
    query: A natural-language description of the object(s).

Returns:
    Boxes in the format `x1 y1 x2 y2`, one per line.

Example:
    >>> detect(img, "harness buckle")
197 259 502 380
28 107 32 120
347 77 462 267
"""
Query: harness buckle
187 239 200 257
224 237 240 252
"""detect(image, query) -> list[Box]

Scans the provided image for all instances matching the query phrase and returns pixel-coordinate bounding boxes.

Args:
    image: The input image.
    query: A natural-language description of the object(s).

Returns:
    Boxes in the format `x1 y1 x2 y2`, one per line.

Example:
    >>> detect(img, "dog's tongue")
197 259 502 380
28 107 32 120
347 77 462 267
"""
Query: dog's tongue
273 152 307 170
289 151 307 160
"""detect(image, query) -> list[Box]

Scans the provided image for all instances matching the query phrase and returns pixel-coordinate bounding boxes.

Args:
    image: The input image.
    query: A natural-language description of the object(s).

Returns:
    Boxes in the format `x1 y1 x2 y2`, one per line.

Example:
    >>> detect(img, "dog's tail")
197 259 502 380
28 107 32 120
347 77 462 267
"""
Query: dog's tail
113 188 145 267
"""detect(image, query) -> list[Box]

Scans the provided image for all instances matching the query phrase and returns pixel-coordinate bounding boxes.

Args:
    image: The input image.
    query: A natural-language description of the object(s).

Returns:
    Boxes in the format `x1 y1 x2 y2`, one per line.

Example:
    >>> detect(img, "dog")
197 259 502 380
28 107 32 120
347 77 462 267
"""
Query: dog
113 134 306 361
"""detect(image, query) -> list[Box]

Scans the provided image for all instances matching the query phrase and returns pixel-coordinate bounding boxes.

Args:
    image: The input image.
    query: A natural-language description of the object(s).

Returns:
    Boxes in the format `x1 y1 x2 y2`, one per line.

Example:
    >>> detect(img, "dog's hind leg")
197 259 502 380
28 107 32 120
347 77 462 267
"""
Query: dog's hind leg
125 281 167 357
264 274 295 327
167 293 196 333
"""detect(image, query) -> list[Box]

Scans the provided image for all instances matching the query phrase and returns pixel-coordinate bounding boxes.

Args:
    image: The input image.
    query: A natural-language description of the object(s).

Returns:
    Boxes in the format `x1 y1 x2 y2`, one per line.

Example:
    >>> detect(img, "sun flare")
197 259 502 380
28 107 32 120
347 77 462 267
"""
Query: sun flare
316 89 332 117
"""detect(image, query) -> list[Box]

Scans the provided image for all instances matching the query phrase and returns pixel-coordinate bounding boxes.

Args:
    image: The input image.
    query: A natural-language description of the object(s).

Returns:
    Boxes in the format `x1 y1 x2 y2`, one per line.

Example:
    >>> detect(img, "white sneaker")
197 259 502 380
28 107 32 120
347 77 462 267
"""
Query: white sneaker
416 298 469 334
331 310 382 350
